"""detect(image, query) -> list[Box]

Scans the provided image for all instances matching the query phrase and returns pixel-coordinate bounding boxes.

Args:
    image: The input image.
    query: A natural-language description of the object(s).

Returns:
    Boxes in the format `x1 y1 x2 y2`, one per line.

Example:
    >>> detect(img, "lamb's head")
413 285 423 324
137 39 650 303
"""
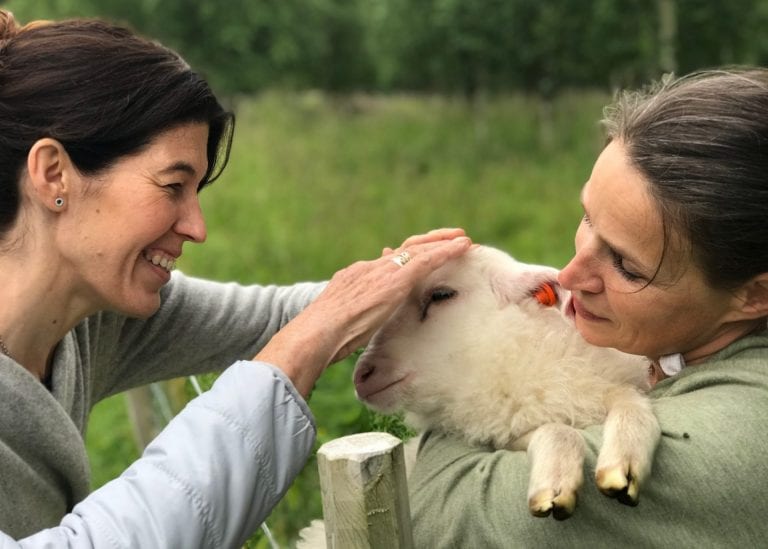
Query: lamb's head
353 245 570 431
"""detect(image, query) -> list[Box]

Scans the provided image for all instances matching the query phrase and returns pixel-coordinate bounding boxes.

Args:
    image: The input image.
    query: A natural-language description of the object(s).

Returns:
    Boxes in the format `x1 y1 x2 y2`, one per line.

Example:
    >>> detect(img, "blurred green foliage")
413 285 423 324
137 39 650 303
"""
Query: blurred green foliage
85 90 608 546
7 0 768 96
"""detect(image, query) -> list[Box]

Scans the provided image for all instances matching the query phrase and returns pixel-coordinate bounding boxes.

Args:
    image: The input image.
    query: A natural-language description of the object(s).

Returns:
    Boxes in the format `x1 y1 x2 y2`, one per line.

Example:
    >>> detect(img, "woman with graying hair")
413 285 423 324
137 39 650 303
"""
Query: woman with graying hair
410 68 768 546
0 10 471 547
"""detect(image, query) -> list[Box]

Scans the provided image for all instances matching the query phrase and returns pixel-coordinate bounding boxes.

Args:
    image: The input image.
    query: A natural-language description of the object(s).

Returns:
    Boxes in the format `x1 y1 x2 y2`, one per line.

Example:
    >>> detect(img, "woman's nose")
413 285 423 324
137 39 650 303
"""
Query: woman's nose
558 250 602 294
176 196 207 243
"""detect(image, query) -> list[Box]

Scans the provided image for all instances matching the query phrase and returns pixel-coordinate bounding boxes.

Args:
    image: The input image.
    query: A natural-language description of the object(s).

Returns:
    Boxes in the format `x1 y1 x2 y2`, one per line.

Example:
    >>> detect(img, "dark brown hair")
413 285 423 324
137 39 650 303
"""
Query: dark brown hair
0 10 234 233
602 68 768 289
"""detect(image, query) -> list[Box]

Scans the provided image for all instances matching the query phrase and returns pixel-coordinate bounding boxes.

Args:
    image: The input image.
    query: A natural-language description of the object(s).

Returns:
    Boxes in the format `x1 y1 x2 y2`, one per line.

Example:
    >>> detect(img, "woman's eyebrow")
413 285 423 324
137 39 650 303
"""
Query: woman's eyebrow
158 161 198 177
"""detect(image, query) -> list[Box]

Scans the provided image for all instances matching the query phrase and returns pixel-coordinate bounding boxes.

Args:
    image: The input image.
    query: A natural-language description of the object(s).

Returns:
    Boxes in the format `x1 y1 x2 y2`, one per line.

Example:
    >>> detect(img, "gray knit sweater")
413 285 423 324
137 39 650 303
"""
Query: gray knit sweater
0 272 324 539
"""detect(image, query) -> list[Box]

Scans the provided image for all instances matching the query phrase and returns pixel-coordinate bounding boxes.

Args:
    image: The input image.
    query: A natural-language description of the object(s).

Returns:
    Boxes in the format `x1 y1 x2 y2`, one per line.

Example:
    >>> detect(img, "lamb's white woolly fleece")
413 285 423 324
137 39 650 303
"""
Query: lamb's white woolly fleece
354 245 651 451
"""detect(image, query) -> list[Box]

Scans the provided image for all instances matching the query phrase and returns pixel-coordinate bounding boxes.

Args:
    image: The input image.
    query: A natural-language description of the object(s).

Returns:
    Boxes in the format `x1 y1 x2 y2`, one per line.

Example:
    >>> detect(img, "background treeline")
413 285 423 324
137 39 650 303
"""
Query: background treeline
7 0 768 97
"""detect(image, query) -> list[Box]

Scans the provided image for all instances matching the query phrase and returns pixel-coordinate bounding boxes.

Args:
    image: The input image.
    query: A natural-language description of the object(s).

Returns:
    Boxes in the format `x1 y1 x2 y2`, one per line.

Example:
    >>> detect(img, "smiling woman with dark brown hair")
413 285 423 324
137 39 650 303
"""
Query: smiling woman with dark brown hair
0 10 471 546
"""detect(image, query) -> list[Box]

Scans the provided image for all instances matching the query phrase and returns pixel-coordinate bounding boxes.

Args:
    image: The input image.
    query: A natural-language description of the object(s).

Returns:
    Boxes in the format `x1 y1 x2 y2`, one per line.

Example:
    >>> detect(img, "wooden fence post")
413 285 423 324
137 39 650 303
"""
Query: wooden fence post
317 432 413 549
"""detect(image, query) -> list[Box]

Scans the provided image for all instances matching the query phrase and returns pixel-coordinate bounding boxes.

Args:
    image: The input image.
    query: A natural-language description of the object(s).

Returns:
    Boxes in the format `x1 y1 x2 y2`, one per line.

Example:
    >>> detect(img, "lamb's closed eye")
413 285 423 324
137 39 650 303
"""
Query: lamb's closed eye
419 286 457 321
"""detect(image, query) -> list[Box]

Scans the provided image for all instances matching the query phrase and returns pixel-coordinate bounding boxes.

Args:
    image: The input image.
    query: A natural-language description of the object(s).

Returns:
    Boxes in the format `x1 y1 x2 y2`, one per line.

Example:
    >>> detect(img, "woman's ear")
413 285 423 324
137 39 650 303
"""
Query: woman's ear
26 138 74 211
734 274 768 319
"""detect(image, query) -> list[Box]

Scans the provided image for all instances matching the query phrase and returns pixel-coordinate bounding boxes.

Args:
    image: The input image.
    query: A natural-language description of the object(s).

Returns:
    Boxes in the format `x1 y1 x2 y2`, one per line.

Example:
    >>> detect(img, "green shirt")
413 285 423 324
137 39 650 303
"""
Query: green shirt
410 330 768 548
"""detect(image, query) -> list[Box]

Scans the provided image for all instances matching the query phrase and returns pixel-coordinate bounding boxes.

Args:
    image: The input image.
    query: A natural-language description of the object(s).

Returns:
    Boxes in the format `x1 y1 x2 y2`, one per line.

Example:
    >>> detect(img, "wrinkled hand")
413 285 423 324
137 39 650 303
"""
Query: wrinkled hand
321 228 471 362
254 228 471 396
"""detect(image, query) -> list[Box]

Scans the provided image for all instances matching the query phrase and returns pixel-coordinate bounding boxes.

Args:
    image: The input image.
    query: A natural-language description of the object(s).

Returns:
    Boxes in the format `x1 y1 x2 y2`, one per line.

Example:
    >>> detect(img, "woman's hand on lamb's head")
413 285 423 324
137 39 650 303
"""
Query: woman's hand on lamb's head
322 234 473 361
253 231 472 397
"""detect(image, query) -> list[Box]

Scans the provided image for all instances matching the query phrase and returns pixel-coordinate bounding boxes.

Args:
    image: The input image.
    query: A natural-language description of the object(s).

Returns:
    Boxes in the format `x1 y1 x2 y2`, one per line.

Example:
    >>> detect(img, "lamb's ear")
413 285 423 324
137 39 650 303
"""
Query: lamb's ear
489 272 526 307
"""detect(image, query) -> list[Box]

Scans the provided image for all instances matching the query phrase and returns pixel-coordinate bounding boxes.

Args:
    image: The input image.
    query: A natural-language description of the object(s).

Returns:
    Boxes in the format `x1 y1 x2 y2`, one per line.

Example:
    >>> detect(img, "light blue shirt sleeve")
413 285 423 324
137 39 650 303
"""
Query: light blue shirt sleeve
2 361 316 549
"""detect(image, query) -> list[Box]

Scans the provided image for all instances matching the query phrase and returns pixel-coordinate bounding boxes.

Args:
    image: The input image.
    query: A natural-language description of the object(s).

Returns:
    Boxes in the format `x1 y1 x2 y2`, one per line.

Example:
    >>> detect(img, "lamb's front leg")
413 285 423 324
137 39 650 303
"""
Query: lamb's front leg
595 385 661 505
524 423 586 520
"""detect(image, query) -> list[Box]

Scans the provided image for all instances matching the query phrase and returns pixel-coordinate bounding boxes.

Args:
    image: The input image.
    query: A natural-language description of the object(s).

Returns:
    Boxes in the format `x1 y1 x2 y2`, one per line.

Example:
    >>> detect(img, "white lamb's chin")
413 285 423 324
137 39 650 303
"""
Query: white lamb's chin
363 391 402 414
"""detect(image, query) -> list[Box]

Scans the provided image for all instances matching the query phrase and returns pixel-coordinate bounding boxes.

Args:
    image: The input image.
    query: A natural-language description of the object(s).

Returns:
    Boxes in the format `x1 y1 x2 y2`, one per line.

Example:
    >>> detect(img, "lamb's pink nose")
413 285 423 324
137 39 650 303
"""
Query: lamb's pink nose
353 362 376 386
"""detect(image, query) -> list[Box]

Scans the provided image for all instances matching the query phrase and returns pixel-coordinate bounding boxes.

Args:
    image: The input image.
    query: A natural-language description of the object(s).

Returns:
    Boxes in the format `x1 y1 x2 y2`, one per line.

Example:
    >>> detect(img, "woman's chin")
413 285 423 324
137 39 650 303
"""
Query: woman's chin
575 324 611 347
112 294 163 319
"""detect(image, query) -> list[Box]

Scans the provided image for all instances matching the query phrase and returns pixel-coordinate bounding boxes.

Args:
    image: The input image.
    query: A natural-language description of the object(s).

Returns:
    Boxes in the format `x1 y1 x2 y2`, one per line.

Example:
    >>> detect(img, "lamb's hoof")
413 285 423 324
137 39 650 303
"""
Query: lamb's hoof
528 490 577 520
595 466 639 506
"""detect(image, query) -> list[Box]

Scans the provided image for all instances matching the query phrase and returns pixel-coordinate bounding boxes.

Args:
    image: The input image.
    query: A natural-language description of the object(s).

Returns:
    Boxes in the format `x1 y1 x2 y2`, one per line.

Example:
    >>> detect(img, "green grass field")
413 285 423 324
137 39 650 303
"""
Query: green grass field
85 90 611 547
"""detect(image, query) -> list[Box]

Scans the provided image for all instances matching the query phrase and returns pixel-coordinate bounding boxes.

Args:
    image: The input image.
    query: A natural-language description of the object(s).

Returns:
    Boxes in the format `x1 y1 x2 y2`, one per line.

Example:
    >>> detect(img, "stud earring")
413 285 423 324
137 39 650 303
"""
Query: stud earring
54 197 65 208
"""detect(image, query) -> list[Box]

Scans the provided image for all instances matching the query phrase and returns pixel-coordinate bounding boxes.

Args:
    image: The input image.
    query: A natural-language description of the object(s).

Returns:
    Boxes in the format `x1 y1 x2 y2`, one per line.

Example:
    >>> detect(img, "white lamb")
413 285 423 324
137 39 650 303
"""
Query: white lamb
352 245 661 519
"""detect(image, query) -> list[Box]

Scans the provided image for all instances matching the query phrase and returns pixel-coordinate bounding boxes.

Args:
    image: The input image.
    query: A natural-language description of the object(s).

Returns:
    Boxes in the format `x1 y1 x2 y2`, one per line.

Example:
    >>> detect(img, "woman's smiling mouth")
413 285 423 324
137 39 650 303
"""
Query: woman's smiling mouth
143 249 177 273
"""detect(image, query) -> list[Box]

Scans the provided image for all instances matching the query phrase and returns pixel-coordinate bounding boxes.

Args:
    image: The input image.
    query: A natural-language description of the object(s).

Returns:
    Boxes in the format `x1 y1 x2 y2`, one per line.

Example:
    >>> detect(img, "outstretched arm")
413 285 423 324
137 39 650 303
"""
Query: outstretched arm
6 361 314 548
256 229 472 397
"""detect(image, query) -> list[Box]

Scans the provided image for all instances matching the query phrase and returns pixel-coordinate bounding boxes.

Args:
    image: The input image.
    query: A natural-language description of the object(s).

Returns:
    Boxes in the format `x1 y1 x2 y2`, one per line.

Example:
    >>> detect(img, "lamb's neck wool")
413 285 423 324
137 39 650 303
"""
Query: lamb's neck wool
404 297 647 450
